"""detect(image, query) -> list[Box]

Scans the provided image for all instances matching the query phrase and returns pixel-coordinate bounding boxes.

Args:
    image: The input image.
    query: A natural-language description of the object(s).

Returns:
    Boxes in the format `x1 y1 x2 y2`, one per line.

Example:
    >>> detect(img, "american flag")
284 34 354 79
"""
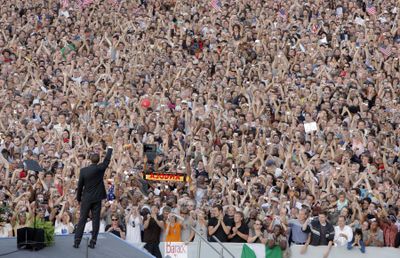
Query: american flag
379 45 392 57
210 0 222 12
311 24 319 34
278 8 287 19
366 4 376 15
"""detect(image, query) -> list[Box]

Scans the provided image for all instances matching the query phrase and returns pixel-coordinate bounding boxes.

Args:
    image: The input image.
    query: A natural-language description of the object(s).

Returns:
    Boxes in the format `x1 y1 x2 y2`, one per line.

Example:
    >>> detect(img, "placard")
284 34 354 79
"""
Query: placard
354 17 365 26
164 242 188 258
304 122 318 133
144 173 186 182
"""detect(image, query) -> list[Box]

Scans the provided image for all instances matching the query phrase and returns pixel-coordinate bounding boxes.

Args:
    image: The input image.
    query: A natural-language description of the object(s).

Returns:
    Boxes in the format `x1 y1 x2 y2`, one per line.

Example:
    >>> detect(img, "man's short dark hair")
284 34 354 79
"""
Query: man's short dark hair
90 153 100 164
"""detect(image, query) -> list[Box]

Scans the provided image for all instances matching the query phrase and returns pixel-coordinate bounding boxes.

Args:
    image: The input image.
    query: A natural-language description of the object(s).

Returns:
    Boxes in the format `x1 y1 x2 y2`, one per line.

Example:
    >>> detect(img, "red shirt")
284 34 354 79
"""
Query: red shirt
19 170 27 179
381 222 398 247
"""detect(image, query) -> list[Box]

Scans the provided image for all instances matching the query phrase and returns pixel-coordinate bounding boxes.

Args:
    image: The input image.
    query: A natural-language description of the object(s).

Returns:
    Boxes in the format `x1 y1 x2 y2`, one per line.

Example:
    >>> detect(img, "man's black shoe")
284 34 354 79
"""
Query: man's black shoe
73 243 79 248
88 240 96 249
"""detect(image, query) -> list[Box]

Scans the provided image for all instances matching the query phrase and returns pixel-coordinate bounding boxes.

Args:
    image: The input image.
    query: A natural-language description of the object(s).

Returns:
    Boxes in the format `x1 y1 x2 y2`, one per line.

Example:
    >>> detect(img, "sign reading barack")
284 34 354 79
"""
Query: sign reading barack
164 242 188 258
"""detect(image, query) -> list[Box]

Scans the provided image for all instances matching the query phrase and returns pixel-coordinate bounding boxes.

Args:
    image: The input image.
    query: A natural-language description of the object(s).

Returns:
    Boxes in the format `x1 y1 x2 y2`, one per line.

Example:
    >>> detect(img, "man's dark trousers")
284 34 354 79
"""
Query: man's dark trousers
74 200 102 244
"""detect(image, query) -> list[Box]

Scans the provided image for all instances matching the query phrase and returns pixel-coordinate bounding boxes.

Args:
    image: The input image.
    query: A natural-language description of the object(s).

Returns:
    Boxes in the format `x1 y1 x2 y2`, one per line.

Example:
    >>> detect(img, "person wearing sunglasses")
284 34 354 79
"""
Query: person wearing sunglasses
105 215 126 240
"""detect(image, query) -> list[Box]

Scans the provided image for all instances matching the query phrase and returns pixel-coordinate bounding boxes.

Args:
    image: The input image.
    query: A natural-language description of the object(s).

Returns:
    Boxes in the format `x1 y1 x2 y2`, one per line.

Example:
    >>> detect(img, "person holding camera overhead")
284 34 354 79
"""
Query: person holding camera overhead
143 206 163 258
105 214 126 240
165 213 182 242
125 206 142 244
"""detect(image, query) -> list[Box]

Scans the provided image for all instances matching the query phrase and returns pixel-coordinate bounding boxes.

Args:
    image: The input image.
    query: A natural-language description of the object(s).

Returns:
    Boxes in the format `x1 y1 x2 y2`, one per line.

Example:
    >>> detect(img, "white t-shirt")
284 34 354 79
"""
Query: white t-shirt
55 220 74 235
0 223 12 238
84 220 106 234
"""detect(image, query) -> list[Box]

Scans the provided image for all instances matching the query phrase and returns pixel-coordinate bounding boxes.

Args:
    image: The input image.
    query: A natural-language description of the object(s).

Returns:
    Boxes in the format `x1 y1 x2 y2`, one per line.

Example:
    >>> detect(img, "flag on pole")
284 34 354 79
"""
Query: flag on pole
278 8 287 19
210 0 222 12
366 4 376 15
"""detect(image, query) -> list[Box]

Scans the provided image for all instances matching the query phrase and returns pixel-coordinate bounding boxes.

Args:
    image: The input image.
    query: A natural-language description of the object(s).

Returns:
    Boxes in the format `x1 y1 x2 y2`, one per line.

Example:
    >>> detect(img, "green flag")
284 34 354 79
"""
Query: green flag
266 245 283 258
241 243 266 258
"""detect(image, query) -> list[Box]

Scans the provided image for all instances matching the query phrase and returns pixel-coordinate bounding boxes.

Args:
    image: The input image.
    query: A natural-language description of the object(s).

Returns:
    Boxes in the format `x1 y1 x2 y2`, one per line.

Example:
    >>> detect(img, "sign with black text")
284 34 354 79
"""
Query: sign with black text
144 173 186 182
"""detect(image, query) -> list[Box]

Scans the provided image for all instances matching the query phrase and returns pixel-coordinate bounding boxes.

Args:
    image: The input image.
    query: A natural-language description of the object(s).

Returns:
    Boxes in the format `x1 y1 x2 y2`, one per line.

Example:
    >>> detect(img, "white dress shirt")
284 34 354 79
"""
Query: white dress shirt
334 225 353 246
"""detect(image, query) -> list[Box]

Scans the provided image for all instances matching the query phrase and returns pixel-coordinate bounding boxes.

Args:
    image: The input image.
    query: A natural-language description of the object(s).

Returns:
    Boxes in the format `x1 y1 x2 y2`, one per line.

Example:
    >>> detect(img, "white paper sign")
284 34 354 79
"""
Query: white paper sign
304 122 318 133
154 188 161 196
336 7 343 16
354 17 365 26
165 242 188 258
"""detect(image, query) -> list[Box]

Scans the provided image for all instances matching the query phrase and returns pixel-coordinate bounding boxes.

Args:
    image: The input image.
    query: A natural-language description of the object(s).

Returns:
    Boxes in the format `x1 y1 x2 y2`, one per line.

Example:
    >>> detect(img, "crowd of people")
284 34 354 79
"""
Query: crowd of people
0 0 400 257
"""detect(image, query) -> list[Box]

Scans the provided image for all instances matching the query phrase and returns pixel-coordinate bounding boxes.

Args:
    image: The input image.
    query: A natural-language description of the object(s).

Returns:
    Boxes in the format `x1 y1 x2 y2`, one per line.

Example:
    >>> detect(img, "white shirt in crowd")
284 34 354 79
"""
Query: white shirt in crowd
334 225 353 246
125 215 142 244
54 220 74 235
0 223 12 238
84 219 106 234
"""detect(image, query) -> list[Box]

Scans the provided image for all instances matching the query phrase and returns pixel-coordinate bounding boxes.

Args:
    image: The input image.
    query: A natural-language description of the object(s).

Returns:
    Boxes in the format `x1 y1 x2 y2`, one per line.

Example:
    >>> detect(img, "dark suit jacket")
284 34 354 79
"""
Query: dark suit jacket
77 148 113 203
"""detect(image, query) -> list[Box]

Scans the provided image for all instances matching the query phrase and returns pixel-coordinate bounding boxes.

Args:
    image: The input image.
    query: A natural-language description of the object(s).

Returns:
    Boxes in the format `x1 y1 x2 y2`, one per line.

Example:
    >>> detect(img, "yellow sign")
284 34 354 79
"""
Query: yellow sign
144 173 186 182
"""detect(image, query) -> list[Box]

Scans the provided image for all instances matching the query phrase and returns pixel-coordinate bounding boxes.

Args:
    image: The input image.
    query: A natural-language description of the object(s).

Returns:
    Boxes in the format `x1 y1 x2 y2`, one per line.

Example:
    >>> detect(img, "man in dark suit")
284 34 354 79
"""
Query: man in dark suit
74 146 113 249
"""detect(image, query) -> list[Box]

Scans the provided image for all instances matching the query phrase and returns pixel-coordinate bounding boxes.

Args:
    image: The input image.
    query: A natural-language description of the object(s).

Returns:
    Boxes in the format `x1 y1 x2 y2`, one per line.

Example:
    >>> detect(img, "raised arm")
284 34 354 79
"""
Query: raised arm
98 147 113 170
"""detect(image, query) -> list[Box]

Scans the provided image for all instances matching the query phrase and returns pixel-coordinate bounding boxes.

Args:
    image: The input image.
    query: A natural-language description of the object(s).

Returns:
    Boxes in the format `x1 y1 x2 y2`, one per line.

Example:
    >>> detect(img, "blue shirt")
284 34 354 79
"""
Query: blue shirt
289 219 309 244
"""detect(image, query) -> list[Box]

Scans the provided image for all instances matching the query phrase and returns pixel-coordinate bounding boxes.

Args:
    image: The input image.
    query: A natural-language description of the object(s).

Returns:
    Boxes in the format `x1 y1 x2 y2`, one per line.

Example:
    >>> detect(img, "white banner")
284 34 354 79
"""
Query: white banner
133 242 400 258
164 242 188 258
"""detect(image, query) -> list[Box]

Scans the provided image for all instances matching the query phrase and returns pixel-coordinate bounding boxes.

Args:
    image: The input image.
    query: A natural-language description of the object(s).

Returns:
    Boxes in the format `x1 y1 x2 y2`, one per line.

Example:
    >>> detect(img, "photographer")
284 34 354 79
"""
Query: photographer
54 202 74 235
165 213 182 242
143 206 163 258
105 214 126 240
125 206 142 244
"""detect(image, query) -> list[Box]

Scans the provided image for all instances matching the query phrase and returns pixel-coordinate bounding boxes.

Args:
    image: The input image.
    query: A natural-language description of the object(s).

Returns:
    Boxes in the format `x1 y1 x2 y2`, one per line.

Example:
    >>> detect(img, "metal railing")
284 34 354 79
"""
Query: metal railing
210 235 236 258
173 214 235 258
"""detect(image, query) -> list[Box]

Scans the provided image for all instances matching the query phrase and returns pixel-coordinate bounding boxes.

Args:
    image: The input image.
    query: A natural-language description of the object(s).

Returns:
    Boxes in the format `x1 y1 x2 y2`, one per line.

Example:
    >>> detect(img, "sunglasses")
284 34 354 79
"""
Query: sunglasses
255 223 262 226
112 218 118 221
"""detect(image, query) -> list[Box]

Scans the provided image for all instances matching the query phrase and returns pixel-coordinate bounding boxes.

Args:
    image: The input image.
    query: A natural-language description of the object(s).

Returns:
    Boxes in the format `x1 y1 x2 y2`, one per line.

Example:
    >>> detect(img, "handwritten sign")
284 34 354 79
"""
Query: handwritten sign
304 122 318 133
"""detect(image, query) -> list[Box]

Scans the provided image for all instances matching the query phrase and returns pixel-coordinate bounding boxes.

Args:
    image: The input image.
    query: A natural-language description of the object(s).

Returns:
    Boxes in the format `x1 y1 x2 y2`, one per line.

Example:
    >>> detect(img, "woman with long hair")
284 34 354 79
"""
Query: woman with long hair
191 210 208 242
247 219 267 244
